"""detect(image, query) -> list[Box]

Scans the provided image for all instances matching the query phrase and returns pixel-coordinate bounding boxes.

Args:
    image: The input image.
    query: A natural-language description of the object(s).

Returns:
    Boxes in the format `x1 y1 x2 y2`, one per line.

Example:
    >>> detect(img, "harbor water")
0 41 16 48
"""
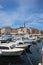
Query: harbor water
0 40 42 65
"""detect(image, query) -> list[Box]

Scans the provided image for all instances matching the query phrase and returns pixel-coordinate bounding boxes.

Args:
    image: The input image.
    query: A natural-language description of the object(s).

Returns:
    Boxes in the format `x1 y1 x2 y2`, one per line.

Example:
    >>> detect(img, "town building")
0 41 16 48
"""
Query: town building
40 30 43 35
29 28 39 34
1 27 12 35
0 26 43 36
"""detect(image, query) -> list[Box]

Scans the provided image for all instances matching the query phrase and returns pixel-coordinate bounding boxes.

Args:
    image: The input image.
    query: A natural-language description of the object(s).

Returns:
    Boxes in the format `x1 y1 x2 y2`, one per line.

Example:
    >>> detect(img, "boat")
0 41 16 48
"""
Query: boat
2 37 31 50
0 43 24 56
35 36 41 42
0 36 32 55
29 35 41 42
28 36 37 45
11 37 32 49
28 36 36 40
0 35 12 43
39 35 43 39
2 35 12 39
0 36 31 55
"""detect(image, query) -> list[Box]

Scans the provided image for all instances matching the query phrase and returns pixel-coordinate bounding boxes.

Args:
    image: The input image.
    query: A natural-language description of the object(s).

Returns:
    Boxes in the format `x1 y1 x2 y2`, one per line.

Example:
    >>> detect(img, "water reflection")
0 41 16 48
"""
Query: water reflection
0 41 42 65
0 56 25 65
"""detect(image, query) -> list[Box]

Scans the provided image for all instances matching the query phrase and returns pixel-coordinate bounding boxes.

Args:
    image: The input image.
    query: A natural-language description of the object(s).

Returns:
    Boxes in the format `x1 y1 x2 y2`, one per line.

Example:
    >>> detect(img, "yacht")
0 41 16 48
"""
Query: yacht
35 36 41 42
1 37 31 49
0 35 12 43
39 35 43 39
0 43 24 56
28 35 36 40
0 36 32 56
28 36 37 45
11 37 32 49
28 35 39 42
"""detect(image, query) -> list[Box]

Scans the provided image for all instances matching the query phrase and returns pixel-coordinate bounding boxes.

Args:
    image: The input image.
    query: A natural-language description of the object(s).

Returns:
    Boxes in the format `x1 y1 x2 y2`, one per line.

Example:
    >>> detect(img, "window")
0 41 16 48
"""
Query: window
10 44 15 49
0 46 9 49
16 38 21 41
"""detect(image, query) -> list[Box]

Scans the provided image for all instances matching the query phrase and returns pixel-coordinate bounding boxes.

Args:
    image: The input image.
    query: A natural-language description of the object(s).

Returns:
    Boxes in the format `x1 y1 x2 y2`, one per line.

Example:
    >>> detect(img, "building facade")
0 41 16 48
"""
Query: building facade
0 26 43 36
1 27 12 35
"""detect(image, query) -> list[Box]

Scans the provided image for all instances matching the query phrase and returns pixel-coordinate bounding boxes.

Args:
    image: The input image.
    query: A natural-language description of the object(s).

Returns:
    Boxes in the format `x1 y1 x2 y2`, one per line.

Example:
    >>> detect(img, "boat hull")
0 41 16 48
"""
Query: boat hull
1 51 23 56
0 48 24 56
15 44 31 49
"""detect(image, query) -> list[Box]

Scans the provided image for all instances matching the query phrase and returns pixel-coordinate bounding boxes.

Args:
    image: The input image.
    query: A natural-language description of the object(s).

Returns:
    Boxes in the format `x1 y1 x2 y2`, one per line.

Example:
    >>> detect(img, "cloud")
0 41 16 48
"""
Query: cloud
0 5 3 9
0 0 43 30
26 21 43 30
0 11 14 27
0 10 43 29
0 11 21 27
24 13 43 30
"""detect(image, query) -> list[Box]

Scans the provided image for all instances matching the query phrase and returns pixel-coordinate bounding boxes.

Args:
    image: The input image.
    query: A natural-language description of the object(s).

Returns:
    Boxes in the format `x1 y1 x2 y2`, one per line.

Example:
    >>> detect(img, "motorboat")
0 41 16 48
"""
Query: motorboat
0 36 31 54
2 35 12 39
28 36 36 40
28 36 37 45
39 35 43 39
0 43 24 56
35 36 41 42
28 35 40 42
0 35 12 43
0 37 31 49
11 37 32 49
1 37 31 49
0 37 7 43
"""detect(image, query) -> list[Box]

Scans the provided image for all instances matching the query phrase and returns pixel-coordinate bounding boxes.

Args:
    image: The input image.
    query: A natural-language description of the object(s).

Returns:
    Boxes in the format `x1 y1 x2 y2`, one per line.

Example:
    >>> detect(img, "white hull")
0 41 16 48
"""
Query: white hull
1 51 23 56
15 44 31 49
0 48 24 56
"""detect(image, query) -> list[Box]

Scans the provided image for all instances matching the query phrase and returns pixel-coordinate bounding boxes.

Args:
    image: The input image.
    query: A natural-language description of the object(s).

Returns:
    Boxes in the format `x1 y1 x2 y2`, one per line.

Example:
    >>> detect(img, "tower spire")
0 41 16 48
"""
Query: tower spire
24 22 26 27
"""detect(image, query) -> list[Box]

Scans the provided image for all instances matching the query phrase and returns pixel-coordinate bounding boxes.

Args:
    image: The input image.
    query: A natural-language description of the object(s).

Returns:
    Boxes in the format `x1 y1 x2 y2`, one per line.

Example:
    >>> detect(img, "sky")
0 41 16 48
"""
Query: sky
0 0 43 30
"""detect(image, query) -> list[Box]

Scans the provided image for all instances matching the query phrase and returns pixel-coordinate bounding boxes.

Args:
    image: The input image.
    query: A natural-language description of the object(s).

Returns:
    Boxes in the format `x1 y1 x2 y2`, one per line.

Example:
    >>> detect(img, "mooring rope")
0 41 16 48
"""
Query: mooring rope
24 50 33 65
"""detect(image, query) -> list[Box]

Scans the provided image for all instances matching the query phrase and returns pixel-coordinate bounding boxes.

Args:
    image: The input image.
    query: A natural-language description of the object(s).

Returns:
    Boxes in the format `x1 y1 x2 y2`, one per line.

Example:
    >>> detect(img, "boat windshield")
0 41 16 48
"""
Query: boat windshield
10 44 15 49
16 37 29 41
2 35 12 39
13 37 32 43
16 38 21 40
13 39 16 42
22 38 29 40
22 38 32 43
12 38 22 42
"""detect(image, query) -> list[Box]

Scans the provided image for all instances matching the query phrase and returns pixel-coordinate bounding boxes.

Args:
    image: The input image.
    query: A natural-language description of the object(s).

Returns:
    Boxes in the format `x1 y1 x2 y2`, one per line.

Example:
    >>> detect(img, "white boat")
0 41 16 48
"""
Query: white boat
35 36 40 42
0 35 12 43
0 44 24 56
39 35 43 39
0 36 31 56
28 36 38 42
11 37 31 49
9 42 31 49
28 36 36 40
1 37 31 50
